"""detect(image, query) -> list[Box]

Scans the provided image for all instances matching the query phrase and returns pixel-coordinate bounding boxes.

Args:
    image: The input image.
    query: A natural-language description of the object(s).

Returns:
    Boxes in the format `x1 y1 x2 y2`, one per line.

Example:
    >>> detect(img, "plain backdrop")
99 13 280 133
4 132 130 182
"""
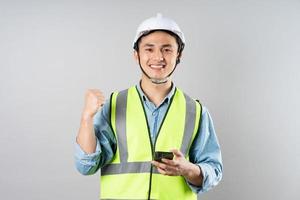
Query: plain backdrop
0 0 299 200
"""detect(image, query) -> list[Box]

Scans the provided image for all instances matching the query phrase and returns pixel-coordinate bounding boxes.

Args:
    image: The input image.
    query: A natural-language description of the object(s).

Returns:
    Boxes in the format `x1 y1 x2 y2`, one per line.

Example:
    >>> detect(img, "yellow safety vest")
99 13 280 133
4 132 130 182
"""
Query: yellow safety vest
100 86 202 200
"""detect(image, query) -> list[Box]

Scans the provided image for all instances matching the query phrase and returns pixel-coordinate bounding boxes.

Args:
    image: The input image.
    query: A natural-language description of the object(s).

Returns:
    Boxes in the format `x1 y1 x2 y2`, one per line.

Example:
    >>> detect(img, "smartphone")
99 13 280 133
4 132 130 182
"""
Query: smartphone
154 151 174 162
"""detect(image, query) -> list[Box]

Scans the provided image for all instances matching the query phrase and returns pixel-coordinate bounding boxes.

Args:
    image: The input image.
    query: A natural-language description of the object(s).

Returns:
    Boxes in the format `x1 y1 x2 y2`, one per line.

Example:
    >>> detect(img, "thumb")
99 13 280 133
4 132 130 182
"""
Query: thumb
171 149 184 158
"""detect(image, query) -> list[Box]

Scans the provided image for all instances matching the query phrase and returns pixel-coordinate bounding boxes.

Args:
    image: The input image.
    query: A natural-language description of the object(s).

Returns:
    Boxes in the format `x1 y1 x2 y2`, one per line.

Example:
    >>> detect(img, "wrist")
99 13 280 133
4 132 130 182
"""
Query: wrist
81 110 94 120
81 112 94 125
184 163 201 179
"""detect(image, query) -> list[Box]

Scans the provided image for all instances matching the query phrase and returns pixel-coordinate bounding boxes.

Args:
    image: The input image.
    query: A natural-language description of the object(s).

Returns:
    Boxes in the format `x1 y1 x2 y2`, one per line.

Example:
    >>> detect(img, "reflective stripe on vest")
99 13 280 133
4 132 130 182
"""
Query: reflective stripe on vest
100 86 202 200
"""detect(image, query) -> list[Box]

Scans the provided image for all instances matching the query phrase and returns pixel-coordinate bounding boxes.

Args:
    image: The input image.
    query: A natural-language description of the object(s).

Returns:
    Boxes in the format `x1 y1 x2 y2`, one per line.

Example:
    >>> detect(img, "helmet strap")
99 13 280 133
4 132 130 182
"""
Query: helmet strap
137 53 178 85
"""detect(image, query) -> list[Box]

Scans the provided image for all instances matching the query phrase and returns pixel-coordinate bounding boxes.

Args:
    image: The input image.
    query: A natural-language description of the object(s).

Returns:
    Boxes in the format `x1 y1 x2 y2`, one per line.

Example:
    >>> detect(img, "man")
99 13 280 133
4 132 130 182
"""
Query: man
75 14 223 200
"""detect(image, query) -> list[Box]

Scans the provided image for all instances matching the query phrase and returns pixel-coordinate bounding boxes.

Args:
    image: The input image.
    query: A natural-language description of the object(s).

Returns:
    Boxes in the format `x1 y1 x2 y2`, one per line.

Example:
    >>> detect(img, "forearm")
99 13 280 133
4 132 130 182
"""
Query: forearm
76 114 97 154
183 163 203 187
185 106 223 193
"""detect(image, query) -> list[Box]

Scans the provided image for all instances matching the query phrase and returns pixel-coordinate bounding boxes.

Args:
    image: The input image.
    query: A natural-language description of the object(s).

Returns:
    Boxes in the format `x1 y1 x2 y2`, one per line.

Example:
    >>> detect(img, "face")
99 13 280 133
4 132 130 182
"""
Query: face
134 31 180 82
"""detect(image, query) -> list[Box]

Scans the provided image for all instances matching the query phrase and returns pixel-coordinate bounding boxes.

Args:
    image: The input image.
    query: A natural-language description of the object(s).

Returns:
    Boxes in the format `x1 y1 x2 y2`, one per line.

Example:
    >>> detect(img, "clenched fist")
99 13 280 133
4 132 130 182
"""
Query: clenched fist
82 89 105 119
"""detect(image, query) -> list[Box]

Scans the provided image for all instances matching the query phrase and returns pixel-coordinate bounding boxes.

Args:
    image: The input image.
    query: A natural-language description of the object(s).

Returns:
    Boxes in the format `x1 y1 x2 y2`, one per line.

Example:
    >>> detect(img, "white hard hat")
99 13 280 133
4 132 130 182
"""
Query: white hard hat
133 13 185 49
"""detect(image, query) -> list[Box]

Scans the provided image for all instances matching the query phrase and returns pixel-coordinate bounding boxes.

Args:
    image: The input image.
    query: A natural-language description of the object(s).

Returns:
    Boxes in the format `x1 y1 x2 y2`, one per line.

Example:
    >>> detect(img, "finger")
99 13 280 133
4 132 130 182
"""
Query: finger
90 89 104 97
95 93 105 100
156 165 175 176
88 89 100 95
96 95 105 101
90 89 101 93
97 97 105 104
159 166 179 176
97 92 104 97
161 158 177 166
152 161 179 176
151 160 167 170
151 160 160 167
94 93 102 98
157 167 168 175
171 149 184 158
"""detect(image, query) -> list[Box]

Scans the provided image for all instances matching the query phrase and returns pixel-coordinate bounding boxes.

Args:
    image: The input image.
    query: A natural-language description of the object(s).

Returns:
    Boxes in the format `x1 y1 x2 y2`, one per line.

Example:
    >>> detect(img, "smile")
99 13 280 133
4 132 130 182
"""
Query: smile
149 64 166 69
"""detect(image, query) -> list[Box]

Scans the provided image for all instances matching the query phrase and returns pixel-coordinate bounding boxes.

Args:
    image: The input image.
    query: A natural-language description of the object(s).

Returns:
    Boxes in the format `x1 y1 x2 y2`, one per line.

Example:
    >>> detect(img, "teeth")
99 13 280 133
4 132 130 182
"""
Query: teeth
150 65 164 69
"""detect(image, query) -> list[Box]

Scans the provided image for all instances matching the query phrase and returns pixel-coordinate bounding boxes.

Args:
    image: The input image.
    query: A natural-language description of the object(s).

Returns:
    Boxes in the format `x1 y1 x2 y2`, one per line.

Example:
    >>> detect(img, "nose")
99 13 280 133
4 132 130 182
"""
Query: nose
152 49 164 61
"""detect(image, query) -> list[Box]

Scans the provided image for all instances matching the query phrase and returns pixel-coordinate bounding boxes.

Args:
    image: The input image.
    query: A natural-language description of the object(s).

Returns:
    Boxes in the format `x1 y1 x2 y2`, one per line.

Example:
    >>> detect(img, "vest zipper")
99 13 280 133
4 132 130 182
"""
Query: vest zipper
135 86 177 200
153 88 176 148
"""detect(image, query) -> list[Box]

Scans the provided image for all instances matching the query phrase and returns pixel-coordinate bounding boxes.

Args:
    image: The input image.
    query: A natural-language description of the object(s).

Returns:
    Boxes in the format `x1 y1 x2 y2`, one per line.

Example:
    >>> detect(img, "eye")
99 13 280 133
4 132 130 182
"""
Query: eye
162 48 173 53
144 48 153 52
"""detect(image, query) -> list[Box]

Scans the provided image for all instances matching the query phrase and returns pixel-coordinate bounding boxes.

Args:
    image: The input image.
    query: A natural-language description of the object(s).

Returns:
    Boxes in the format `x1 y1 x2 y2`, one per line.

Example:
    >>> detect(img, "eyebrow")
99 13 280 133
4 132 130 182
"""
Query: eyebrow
142 43 174 48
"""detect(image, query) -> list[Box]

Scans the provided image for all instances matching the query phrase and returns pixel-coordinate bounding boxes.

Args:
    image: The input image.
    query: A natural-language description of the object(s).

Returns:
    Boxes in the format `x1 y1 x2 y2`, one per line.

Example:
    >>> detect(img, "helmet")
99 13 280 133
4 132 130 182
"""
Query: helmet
133 13 185 50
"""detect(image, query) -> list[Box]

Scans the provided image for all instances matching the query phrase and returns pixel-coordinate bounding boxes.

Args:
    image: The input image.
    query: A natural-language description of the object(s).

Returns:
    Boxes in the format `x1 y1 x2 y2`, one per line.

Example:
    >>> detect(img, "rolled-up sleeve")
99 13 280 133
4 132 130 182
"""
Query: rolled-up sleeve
74 139 102 175
187 106 223 194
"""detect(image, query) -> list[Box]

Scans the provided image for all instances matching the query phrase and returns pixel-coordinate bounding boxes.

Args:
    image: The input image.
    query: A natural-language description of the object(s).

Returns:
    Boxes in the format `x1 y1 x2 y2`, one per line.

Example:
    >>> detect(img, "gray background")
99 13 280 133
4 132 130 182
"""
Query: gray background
0 0 299 200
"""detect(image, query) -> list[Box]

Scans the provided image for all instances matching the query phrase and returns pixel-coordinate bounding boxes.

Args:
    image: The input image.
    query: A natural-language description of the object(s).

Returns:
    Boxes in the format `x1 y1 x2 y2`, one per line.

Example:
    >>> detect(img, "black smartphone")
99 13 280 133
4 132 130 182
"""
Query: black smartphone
154 151 174 162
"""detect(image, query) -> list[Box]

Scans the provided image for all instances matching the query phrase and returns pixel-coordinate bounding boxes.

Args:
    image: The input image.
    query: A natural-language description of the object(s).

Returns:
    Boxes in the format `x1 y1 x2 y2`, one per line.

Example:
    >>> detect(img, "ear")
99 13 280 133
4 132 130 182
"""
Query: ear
176 51 183 64
177 51 183 59
133 50 139 63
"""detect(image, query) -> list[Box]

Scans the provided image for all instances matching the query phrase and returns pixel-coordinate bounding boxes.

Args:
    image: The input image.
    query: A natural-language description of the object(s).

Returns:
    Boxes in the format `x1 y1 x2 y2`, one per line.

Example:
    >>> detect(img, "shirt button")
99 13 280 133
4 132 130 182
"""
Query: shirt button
152 111 157 116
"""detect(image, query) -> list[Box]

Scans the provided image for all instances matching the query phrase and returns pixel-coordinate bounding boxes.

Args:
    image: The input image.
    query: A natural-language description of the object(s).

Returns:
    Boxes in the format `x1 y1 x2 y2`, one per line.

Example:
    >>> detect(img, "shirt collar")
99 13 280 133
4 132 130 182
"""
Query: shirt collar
136 81 176 105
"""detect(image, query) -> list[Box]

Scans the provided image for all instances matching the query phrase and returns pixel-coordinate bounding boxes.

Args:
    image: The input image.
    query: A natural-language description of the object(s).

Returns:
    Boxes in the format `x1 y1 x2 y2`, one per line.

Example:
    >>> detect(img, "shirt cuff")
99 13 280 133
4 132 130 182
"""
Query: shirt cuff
74 138 101 166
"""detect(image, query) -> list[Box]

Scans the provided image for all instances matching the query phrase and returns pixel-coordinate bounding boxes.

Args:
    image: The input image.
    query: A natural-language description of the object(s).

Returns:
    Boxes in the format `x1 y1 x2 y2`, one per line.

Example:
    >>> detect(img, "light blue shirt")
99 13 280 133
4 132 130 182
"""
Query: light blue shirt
75 83 223 194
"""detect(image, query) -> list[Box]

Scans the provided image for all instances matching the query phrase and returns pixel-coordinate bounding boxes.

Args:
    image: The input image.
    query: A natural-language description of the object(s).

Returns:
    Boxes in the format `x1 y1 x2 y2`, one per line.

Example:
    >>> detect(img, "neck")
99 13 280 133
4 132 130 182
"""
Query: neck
140 77 172 107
